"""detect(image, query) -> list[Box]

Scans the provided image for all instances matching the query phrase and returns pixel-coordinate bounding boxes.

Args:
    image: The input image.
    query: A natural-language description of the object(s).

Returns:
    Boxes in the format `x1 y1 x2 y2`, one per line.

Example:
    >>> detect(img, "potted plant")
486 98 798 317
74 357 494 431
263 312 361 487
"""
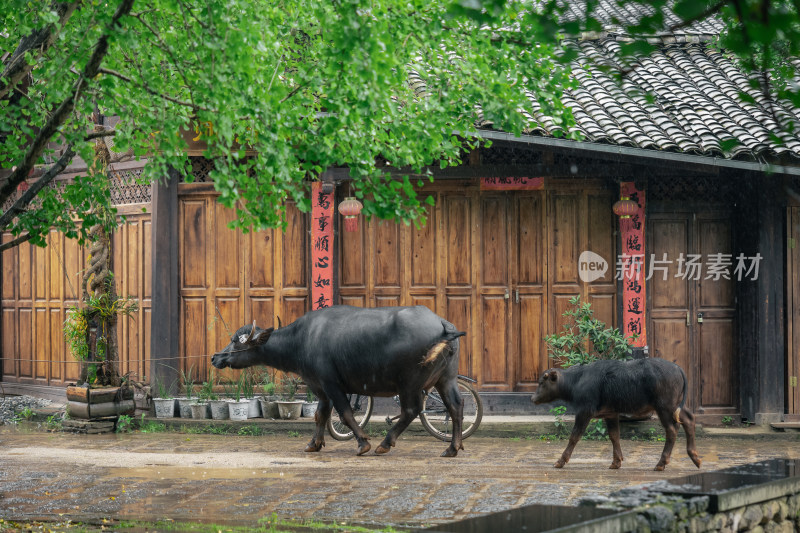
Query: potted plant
227 373 250 421
276 374 303 420
242 369 261 418
177 365 196 418
302 388 318 418
259 377 279 419
152 378 176 419
190 378 215 419
203 369 229 419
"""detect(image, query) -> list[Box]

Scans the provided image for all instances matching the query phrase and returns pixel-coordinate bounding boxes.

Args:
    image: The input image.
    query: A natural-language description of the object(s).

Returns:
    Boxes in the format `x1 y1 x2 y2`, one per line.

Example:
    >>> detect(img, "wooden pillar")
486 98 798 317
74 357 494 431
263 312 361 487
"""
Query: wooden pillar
149 169 179 395
750 178 785 423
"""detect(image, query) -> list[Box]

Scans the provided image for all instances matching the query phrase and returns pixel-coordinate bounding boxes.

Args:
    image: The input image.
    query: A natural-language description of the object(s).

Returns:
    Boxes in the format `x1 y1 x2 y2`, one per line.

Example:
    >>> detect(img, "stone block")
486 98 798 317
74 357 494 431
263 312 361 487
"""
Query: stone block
777 501 788 522
742 506 764 529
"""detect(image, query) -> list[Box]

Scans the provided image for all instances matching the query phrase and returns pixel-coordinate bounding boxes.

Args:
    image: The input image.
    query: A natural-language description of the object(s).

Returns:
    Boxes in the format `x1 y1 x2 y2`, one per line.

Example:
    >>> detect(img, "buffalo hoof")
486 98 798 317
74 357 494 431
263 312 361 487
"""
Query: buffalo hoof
375 444 392 455
689 452 702 468
356 442 371 456
304 441 325 453
554 459 566 468
654 464 666 471
440 446 459 458
609 462 621 470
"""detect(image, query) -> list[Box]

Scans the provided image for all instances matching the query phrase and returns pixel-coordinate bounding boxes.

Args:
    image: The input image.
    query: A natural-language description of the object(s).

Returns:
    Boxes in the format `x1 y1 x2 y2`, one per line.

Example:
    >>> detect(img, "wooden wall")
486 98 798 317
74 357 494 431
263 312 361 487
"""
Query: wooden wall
177 183 308 383
339 179 616 392
1 206 152 386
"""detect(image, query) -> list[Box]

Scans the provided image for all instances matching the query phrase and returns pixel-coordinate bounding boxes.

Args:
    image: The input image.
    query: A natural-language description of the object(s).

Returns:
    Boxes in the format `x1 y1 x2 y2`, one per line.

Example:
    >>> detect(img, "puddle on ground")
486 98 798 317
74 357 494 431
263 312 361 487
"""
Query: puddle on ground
423 504 621 532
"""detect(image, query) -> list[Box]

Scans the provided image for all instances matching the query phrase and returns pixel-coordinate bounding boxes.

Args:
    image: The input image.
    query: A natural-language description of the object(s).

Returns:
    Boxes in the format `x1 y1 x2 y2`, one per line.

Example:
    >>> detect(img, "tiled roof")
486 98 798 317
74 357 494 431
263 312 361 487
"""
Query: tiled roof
409 4 800 163
481 36 800 162
559 0 725 37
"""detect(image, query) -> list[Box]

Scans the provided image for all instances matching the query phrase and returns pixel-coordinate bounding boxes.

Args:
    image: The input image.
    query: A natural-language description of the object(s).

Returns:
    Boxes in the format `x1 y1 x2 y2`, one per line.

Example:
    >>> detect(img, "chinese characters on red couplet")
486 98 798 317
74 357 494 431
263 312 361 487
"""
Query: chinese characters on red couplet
311 182 333 310
619 182 647 348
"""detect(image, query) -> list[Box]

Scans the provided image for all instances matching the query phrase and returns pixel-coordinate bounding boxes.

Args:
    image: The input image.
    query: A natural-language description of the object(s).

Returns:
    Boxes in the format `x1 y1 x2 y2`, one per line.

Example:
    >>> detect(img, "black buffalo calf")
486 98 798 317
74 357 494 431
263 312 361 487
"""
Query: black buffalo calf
531 358 701 471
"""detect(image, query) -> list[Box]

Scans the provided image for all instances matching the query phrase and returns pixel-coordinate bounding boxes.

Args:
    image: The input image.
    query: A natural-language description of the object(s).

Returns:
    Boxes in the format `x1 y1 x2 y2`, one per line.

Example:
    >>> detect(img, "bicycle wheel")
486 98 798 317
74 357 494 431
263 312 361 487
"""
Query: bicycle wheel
326 394 374 441
420 378 483 441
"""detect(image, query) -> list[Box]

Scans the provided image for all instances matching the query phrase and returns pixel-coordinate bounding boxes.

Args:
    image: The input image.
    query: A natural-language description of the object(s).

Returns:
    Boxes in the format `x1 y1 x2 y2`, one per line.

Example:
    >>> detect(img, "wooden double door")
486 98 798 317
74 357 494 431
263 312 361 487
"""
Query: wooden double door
648 210 738 417
339 181 617 392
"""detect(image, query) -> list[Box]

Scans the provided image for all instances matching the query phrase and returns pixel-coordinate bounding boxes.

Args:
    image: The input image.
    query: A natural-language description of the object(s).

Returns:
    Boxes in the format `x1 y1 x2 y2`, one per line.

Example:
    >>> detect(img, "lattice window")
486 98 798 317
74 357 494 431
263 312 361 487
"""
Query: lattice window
187 156 214 182
646 176 743 205
109 167 151 205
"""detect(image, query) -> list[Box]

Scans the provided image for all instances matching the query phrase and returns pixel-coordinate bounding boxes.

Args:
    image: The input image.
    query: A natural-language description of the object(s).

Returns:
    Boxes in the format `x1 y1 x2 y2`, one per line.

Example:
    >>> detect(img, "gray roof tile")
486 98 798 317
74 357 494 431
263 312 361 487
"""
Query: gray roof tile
514 37 800 161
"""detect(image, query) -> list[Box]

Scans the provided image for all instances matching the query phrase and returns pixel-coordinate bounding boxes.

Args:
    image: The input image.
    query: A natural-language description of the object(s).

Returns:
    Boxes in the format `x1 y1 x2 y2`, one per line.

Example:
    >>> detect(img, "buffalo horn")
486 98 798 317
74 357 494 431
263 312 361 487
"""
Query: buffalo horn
246 320 256 343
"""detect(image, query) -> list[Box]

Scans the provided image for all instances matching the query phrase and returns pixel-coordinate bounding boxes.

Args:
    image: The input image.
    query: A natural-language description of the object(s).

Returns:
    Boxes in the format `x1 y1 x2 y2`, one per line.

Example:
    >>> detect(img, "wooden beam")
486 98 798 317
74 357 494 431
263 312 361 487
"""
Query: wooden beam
149 169 180 395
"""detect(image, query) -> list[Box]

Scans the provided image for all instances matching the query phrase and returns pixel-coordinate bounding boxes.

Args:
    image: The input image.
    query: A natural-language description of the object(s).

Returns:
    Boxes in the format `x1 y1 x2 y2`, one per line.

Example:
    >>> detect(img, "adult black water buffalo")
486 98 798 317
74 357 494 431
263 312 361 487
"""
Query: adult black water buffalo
531 358 702 471
211 305 467 457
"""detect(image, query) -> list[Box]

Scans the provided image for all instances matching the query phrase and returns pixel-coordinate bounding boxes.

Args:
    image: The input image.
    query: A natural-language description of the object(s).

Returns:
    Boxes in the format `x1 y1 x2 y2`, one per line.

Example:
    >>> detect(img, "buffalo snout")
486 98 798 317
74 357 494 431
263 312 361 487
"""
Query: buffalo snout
211 352 229 369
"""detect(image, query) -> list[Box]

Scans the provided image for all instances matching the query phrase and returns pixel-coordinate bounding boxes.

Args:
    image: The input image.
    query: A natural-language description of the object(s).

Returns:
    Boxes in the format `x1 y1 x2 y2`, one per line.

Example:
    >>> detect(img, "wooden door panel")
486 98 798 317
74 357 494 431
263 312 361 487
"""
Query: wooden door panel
411 210 436 287
650 219 690 311
697 219 734 309
341 295 366 307
481 196 508 287
2 310 16 376
515 195 543 285
587 194 616 285
446 295 472 376
19 309 32 378
481 295 509 387
445 196 472 286
589 294 615 330
34 308 48 381
49 308 63 382
517 293 544 385
340 223 366 288
699 318 735 408
2 239 16 300
411 295 437 311
550 193 580 285
249 230 275 289
375 222 401 288
18 243 32 300
375 295 401 307
250 298 275 328
181 200 208 290
283 204 307 289
651 319 691 374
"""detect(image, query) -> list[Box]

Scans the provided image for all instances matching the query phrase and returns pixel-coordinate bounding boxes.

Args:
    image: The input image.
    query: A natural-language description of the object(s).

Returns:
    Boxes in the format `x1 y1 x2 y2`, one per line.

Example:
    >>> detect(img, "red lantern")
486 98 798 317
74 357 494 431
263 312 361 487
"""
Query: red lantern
612 196 638 219
338 197 363 232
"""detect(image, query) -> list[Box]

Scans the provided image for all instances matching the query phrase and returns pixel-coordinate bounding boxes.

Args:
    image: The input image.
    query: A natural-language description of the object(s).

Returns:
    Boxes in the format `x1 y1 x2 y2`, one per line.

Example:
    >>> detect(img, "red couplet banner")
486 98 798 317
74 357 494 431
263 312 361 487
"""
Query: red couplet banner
311 181 334 310
619 182 647 348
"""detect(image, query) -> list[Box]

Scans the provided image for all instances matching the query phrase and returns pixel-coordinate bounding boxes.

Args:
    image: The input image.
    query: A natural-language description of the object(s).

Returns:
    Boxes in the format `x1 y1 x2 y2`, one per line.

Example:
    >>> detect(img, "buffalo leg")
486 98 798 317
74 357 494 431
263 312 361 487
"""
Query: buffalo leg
679 408 702 468
305 396 331 453
433 379 464 457
376 391 424 455
605 416 623 469
654 408 679 471
328 390 371 455
556 412 592 468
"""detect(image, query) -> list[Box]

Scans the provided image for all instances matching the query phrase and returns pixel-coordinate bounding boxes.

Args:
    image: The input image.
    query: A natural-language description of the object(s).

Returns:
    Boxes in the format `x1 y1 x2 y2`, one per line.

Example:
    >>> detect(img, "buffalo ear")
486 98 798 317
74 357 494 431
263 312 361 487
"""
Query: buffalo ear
252 327 274 345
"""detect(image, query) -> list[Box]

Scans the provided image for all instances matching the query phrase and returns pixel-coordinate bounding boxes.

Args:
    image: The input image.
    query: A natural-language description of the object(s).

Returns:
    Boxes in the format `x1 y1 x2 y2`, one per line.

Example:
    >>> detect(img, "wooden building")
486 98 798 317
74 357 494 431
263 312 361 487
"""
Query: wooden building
3 13 800 425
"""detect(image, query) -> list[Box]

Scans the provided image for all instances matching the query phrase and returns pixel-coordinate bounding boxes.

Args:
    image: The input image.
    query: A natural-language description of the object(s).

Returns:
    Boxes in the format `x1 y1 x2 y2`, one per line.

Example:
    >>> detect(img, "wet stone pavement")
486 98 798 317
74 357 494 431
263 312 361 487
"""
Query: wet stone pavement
1 426 799 529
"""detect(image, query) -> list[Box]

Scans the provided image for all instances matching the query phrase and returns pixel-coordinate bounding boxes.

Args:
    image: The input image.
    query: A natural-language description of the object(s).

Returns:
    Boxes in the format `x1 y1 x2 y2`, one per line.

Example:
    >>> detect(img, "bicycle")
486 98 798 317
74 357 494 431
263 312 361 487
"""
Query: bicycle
326 376 483 442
